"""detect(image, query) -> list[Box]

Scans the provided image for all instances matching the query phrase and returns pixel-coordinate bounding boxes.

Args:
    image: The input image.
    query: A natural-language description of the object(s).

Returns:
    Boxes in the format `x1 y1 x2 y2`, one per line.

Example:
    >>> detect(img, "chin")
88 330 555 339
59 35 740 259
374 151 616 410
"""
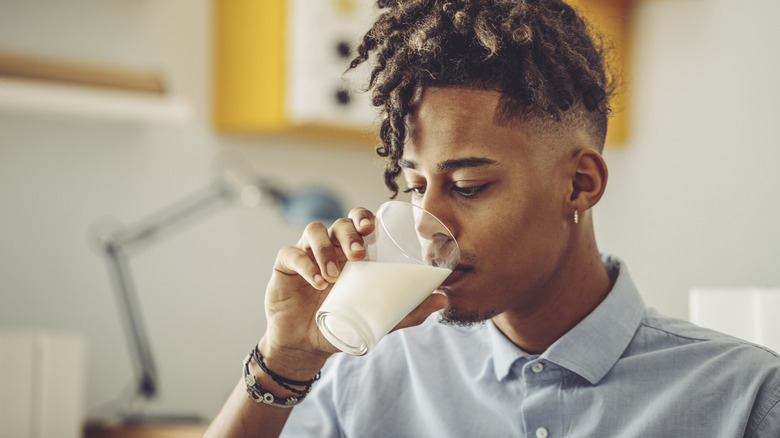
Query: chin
438 304 492 327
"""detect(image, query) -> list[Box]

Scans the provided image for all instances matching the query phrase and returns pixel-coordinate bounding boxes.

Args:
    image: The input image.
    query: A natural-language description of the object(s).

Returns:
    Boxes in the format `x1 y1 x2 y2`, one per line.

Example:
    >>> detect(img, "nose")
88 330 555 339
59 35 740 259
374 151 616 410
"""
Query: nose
415 195 457 240
414 208 445 241
414 198 459 269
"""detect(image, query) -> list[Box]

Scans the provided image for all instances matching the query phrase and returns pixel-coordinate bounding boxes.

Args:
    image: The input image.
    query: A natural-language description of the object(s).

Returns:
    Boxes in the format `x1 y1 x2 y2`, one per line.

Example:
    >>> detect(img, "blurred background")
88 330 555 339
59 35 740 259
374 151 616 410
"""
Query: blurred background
1 0 778 432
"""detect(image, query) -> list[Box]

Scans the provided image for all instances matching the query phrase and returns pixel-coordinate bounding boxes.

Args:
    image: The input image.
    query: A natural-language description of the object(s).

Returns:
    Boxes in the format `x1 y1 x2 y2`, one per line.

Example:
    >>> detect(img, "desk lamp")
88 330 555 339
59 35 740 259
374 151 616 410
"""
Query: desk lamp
92 154 344 422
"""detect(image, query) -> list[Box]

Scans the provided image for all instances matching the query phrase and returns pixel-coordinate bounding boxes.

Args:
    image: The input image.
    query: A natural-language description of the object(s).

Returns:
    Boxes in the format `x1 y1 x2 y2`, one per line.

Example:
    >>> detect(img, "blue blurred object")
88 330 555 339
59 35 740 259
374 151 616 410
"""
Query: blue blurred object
280 187 344 224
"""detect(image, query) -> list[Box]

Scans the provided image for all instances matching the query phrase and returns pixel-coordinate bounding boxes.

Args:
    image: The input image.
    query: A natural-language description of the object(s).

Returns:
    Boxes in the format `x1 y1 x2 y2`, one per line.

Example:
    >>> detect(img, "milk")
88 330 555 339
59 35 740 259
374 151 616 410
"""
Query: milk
316 261 451 355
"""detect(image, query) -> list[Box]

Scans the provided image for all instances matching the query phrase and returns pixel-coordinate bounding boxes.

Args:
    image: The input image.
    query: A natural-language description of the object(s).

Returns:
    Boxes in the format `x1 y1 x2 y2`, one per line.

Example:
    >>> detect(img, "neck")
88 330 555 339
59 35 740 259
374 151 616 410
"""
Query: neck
491 225 612 354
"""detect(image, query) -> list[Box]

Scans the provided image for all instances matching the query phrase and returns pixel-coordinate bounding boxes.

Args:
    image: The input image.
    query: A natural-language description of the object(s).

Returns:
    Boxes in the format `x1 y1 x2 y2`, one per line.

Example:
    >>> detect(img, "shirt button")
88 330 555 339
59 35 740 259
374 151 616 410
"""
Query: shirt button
536 426 549 438
531 362 544 373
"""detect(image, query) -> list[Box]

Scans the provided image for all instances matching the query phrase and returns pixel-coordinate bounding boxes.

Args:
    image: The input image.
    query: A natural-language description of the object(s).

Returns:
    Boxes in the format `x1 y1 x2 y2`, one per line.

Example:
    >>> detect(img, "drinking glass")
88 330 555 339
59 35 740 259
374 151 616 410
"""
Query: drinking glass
315 201 459 355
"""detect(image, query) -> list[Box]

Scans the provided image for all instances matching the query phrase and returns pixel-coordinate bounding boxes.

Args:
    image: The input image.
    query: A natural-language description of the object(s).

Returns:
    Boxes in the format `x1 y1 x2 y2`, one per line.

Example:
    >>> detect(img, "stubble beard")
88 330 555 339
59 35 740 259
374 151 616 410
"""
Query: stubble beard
438 304 493 327
437 251 494 327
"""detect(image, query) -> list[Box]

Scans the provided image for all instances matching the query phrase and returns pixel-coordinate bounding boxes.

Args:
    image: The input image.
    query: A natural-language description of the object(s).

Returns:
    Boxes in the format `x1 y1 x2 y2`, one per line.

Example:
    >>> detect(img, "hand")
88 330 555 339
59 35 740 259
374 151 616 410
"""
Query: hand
257 207 373 378
258 206 448 379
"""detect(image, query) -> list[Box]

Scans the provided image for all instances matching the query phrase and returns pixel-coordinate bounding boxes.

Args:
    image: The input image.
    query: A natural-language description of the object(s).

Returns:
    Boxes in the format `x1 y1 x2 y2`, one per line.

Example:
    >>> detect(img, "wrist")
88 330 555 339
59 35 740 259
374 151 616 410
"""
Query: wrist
245 354 307 402
242 343 324 409
243 355 299 408
257 337 330 382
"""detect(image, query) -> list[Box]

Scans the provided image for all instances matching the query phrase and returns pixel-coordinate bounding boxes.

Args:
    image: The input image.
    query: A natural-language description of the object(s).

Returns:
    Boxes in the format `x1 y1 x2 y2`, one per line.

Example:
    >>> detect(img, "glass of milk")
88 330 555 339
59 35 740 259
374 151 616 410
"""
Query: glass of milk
315 201 460 355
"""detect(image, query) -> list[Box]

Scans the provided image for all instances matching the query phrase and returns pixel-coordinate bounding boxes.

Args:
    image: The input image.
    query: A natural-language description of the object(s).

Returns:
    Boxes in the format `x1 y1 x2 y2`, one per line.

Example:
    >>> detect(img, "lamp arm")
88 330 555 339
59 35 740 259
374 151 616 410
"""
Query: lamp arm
103 242 158 399
113 181 235 252
101 179 236 400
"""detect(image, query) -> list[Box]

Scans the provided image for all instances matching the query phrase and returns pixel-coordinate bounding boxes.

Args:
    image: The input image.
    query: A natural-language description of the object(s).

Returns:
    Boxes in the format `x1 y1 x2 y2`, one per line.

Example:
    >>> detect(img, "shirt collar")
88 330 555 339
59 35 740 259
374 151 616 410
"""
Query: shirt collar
488 321 534 381
488 254 646 384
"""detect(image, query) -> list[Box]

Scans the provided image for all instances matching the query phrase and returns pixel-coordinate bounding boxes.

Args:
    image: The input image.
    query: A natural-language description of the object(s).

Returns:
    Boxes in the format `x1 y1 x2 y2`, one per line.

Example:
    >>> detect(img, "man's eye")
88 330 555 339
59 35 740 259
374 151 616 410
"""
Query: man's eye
402 186 426 196
453 184 487 197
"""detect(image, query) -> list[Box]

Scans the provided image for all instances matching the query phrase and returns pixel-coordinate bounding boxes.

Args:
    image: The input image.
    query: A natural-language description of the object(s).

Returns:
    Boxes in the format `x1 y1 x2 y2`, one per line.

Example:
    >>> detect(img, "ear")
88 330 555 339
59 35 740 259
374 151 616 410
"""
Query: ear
568 148 608 211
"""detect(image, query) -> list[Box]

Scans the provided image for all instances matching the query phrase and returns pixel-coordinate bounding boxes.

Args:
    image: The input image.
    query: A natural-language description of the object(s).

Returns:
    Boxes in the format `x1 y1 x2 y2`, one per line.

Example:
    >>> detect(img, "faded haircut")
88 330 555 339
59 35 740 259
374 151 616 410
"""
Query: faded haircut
349 0 613 196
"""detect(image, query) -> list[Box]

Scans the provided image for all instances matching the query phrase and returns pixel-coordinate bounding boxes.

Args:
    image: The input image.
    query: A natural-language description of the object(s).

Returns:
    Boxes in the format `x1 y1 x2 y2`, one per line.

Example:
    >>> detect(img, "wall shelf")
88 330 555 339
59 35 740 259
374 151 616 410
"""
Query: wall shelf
0 51 190 125
0 77 191 125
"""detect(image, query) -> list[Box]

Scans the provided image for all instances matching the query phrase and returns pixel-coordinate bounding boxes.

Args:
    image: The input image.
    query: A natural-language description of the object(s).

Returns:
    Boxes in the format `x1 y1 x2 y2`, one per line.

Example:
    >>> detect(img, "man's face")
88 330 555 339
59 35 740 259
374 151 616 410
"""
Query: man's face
401 87 572 323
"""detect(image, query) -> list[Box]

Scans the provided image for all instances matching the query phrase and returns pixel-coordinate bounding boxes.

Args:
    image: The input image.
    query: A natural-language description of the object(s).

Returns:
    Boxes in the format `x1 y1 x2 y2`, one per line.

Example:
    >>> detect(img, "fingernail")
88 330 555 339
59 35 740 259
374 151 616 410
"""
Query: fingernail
327 261 339 278
313 274 325 286
350 241 364 252
360 218 371 228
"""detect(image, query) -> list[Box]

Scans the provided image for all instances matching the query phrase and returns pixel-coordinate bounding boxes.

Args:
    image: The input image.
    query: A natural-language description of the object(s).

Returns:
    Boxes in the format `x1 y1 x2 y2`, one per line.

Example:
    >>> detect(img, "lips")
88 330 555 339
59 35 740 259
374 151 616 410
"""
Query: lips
440 265 470 287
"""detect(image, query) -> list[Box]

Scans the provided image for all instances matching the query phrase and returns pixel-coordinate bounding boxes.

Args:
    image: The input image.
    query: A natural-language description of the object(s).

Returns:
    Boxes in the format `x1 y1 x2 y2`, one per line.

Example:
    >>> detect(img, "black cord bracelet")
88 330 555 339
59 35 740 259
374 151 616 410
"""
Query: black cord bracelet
243 354 299 408
241 345 322 408
252 345 321 389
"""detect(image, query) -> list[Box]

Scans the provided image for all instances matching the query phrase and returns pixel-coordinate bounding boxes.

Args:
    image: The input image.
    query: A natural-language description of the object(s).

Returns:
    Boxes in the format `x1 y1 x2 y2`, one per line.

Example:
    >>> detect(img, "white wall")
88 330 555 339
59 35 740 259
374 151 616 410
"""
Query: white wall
595 0 780 319
1 0 779 422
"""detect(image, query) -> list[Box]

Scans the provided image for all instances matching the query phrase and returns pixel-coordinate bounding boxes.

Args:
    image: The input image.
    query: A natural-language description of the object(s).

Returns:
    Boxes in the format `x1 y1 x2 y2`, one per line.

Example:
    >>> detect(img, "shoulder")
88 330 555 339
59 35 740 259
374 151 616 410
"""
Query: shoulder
621 309 780 436
627 308 780 377
636 308 780 361
634 308 780 429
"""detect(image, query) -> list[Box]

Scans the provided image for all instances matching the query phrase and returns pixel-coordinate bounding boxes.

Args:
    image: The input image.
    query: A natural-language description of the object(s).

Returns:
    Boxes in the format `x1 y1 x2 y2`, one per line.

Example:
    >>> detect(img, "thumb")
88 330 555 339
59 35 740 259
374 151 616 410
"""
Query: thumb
393 293 448 331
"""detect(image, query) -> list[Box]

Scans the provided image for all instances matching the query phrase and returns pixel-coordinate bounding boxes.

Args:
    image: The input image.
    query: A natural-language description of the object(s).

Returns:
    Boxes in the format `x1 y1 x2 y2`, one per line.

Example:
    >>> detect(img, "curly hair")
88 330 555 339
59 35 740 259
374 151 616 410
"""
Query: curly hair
349 0 613 197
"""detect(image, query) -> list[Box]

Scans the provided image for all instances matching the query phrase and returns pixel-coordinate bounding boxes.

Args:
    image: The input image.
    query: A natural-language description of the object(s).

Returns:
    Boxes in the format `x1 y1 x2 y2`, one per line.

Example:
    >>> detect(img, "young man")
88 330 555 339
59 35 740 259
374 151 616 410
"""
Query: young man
206 1 780 436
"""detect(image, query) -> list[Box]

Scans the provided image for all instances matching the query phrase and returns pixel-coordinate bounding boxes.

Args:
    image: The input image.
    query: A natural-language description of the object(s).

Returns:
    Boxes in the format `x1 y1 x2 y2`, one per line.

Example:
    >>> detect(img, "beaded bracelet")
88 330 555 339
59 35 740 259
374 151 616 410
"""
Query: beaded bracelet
243 354 299 408
242 347 321 408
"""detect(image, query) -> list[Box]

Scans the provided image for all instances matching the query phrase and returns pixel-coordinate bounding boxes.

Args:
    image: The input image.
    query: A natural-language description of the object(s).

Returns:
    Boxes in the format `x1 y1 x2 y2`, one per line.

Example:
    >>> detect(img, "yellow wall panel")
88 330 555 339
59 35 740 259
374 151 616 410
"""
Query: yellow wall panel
213 0 286 131
568 0 633 145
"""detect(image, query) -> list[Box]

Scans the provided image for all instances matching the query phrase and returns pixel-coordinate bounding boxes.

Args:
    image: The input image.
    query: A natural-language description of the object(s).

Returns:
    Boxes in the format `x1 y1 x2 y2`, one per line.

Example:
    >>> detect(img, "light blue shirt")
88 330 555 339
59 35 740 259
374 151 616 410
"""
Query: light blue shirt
281 255 780 437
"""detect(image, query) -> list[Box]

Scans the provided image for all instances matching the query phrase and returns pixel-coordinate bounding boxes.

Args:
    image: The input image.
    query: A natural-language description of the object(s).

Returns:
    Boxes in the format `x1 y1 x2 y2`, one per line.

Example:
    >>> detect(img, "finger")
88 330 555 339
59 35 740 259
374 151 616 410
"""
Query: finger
329 217 368 262
348 207 375 236
274 246 329 290
301 221 342 283
303 222 339 283
393 293 448 331
330 207 375 262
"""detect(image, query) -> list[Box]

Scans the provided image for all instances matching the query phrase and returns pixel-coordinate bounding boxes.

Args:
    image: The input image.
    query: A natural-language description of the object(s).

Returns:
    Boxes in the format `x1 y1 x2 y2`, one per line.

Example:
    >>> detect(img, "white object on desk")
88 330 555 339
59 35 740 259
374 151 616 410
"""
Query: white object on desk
0 331 85 438
689 288 780 354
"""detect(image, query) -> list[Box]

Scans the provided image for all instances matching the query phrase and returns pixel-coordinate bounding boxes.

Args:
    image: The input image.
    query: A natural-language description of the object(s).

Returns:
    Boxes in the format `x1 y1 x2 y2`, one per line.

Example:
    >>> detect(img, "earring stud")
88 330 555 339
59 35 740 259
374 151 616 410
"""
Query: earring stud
574 209 579 224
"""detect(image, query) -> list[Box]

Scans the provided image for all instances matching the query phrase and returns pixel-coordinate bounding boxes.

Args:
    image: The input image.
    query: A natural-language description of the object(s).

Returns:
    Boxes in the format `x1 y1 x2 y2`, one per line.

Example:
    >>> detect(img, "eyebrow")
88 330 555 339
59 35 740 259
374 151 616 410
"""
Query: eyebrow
399 157 497 172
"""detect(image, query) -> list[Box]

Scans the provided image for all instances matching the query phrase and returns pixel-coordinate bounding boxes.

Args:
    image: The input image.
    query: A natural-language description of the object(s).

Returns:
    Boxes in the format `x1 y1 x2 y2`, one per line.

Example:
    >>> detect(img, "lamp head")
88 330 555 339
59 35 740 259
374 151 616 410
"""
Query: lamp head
217 151 344 223
279 187 345 224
